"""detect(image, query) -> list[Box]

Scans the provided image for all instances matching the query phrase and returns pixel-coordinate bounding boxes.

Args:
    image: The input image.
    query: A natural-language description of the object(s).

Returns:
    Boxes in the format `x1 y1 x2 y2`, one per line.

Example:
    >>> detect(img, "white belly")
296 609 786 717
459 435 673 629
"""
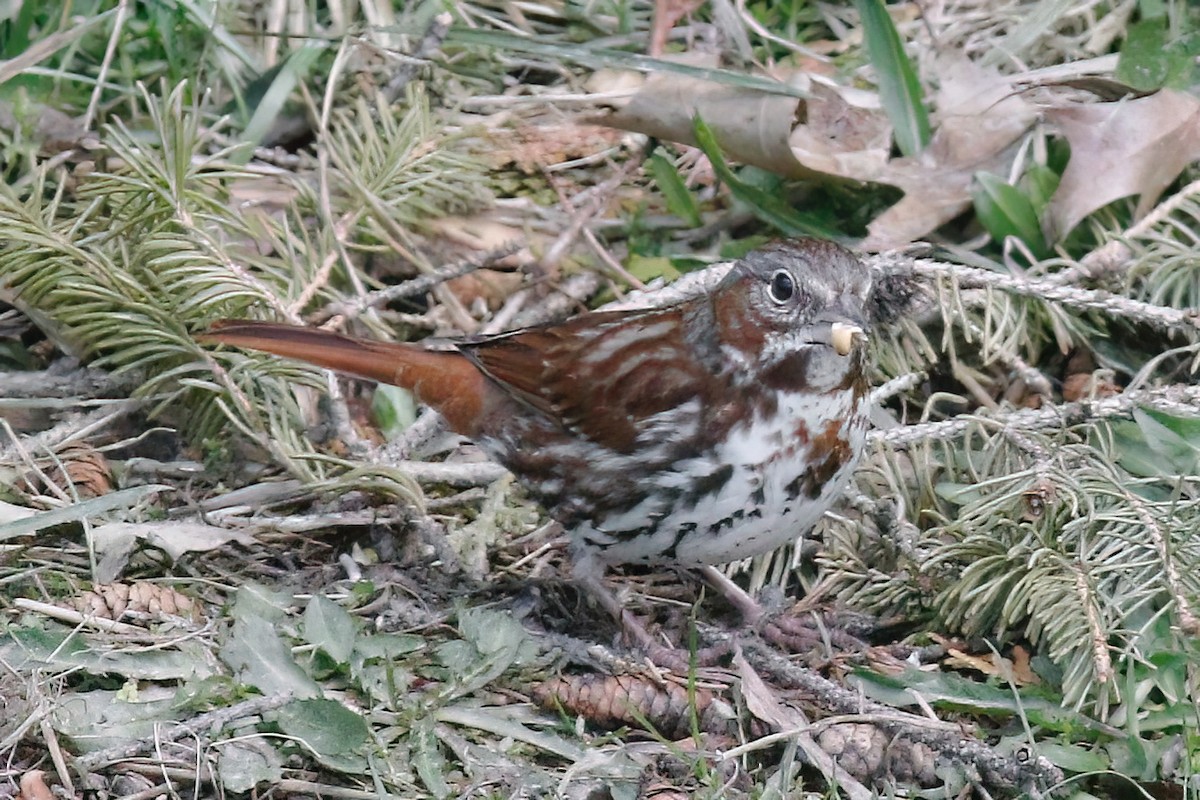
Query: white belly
576 388 867 570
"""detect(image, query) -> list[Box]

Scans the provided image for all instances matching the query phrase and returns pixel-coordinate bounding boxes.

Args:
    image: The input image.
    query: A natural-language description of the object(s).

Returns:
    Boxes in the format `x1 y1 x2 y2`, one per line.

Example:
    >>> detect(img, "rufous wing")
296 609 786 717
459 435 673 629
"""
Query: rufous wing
462 307 713 453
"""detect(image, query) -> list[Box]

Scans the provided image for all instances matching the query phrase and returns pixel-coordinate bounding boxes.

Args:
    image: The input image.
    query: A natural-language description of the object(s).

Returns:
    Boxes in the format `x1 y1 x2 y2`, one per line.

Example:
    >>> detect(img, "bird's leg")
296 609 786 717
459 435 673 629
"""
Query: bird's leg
576 574 663 652
697 565 767 626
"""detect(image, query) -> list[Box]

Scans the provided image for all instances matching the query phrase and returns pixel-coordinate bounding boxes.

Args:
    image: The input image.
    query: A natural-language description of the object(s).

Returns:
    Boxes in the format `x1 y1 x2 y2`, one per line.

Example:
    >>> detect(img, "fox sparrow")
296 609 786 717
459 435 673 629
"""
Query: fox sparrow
200 239 872 587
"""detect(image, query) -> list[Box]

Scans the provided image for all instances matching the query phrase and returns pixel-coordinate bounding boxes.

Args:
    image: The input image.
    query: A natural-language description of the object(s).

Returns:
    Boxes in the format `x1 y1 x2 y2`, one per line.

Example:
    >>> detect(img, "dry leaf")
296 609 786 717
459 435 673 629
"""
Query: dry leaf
733 649 805 730
1045 90 1200 240
426 215 537 260
17 444 113 498
862 57 1037 249
90 521 258 583
445 270 524 310
1061 371 1120 402
943 645 1041 686
592 55 819 180
18 770 55 800
592 55 1035 247
787 81 892 180
0 101 93 154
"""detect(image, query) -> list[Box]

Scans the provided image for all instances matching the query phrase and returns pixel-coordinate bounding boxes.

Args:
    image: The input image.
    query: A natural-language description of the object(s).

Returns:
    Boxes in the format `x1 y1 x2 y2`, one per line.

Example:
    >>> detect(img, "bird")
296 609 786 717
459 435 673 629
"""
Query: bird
198 238 873 636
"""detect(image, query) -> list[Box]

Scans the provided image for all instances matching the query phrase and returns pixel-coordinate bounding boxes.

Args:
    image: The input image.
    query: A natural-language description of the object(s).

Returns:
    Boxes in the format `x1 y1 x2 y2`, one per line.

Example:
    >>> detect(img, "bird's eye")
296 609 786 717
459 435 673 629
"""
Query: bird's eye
768 270 795 304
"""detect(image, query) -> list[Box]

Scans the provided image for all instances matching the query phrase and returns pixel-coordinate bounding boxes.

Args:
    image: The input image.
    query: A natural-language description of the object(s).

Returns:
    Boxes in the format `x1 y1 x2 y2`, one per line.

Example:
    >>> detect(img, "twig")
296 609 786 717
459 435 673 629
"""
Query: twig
0 401 142 467
381 13 454 104
583 228 644 289
870 372 925 405
12 598 145 635
1070 563 1114 687
383 460 509 487
77 694 296 769
509 272 603 329
540 161 638 277
82 0 130 131
1116 479 1200 635
331 242 525 321
731 635 1063 795
0 365 134 399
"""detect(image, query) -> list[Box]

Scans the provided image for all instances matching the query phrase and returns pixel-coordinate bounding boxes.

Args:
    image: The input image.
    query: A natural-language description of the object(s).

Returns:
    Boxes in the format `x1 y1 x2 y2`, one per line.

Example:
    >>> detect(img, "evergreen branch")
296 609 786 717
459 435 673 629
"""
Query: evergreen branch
870 383 1200 449
894 254 1200 334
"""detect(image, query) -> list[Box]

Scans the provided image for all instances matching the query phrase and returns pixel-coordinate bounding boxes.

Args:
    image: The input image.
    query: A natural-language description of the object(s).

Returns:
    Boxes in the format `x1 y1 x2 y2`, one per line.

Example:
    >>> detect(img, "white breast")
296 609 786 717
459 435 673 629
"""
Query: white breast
577 387 867 570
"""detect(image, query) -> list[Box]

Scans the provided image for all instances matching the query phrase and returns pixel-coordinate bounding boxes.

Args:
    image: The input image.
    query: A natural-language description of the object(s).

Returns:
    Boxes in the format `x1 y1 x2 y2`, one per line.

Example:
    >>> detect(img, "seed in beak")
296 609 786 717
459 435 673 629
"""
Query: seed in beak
830 323 864 356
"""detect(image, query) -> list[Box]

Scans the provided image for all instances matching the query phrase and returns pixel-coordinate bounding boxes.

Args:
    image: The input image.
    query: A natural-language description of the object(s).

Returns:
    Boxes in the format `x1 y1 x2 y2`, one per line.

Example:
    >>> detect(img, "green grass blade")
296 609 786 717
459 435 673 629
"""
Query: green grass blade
647 150 702 227
854 0 930 156
693 116 841 240
445 27 806 99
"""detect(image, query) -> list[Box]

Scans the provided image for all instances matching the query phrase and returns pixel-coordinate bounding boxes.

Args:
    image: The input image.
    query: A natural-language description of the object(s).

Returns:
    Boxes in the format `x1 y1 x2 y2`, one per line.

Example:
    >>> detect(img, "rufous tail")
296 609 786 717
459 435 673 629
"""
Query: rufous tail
197 320 489 434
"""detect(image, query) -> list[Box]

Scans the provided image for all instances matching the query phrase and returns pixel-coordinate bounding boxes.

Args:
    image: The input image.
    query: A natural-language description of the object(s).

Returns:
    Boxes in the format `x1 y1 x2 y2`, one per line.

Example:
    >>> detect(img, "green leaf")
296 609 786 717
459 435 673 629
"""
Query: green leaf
50 688 180 754
437 608 536 698
850 668 1109 734
1128 407 1200 474
1020 164 1061 214
1116 21 1200 91
1036 742 1109 774
373 384 419 439
854 0 930 156
1108 419 1168 479
410 717 451 799
215 739 283 793
647 151 701 226
1138 0 1166 19
692 116 841 240
0 484 172 542
303 595 357 665
1116 19 1172 91
972 172 1049 258
625 255 681 284
222 587 322 698
0 626 218 682
276 698 370 758
238 42 324 157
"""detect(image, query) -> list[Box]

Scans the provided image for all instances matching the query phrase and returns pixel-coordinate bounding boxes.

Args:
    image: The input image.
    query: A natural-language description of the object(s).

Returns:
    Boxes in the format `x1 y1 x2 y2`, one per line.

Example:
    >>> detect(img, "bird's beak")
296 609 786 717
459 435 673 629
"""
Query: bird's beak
830 322 866 357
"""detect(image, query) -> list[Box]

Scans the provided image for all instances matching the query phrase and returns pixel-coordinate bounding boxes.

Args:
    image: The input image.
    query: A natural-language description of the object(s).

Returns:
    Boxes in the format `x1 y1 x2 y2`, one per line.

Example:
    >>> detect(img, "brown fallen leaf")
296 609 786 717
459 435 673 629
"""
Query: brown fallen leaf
593 55 1035 247
482 120 629 174
733 649 805 730
1061 370 1120 402
787 80 893 180
593 59 815 180
861 56 1037 249
18 770 55 800
942 644 1041 686
1045 89 1200 240
445 269 524 311
17 444 112 498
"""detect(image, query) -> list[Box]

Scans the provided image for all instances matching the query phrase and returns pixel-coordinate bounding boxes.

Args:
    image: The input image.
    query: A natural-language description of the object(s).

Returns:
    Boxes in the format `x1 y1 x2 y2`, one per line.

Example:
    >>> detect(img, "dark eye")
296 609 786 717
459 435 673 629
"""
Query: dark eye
768 270 795 304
